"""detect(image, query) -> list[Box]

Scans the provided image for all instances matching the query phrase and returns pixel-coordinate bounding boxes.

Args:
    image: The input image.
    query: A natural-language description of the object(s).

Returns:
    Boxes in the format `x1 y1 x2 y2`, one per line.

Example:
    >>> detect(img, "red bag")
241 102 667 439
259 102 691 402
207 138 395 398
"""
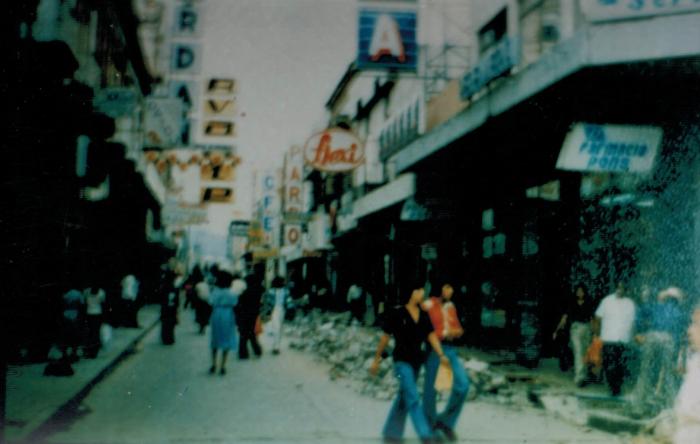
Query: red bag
254 316 263 336
584 336 603 371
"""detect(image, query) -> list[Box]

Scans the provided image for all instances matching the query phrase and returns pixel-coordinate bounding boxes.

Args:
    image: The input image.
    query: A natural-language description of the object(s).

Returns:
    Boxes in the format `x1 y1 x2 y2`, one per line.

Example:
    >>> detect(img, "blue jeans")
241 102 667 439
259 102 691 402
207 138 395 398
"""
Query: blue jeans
423 346 470 429
383 361 434 440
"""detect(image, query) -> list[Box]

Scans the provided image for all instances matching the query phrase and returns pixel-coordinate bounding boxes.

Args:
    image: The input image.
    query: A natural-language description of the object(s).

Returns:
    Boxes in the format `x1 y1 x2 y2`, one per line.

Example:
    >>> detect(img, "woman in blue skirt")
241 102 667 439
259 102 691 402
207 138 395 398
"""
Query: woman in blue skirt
208 269 240 375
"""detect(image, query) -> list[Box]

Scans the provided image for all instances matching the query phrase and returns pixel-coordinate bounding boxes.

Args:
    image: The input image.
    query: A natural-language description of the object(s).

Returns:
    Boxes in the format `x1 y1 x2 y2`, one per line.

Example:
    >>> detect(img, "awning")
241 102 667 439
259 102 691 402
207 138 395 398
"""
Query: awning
390 13 700 174
352 173 415 220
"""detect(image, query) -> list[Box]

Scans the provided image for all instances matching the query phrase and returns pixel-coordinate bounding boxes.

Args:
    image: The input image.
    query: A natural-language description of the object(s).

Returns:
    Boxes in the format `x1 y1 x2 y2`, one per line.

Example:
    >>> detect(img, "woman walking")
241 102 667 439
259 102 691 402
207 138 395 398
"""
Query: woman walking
370 280 448 444
553 284 595 386
209 269 240 375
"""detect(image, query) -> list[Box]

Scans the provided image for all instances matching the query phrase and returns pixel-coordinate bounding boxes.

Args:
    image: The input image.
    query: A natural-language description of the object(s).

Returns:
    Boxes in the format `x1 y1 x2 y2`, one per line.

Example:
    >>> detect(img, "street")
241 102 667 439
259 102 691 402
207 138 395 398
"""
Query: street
39 315 622 444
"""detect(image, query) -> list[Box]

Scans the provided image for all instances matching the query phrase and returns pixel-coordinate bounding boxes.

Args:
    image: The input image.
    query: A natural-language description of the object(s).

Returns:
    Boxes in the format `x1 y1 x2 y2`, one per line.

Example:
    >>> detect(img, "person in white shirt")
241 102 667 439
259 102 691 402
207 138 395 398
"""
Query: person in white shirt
120 274 140 328
262 276 290 355
593 281 636 396
673 304 700 444
83 285 106 358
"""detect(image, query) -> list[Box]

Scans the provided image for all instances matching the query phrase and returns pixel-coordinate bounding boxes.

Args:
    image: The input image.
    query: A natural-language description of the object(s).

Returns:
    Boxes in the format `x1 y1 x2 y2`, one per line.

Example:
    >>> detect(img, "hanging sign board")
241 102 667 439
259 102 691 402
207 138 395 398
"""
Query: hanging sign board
304 128 365 172
556 123 662 173
357 9 417 71
285 145 304 213
144 98 184 147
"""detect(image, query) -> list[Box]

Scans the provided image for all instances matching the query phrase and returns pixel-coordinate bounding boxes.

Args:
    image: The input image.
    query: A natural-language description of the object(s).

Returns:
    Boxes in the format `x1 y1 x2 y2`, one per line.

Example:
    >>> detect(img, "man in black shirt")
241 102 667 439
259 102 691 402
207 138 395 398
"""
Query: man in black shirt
370 280 448 444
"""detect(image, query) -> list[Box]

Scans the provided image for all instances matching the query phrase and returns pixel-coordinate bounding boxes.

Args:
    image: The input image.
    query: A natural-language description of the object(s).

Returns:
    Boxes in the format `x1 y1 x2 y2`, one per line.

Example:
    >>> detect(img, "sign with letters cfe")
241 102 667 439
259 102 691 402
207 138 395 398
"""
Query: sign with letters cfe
556 123 662 174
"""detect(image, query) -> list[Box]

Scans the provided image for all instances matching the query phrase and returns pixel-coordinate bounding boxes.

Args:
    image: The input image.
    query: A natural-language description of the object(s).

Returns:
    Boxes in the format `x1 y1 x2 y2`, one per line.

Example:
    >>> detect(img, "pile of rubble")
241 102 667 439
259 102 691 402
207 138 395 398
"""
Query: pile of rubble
286 310 510 401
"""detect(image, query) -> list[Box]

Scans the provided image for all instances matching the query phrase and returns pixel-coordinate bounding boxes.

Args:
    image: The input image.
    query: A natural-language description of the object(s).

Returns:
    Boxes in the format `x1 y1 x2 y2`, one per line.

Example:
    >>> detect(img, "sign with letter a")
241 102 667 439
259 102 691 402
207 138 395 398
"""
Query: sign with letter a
357 9 417 71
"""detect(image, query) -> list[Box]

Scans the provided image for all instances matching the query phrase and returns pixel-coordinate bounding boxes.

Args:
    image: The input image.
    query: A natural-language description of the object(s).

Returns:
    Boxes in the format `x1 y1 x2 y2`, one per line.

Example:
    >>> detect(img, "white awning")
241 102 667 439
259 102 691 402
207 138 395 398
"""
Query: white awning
353 173 416 220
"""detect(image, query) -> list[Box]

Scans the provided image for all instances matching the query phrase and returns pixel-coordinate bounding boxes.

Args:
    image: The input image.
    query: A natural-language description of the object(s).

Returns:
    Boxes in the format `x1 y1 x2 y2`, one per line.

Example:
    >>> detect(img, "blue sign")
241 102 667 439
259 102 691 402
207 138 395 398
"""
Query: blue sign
581 0 700 22
461 37 521 100
357 9 417 71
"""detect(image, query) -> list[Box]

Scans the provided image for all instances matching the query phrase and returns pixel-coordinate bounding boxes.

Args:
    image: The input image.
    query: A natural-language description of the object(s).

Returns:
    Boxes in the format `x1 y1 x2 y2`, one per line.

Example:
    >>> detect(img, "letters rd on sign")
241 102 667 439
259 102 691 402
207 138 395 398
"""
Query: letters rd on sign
303 128 365 173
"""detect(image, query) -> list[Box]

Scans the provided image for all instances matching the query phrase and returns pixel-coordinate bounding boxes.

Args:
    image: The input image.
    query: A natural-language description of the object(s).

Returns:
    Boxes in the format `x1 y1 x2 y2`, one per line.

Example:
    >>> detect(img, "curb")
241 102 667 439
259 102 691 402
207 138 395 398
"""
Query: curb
528 389 651 435
587 412 648 434
24 317 160 443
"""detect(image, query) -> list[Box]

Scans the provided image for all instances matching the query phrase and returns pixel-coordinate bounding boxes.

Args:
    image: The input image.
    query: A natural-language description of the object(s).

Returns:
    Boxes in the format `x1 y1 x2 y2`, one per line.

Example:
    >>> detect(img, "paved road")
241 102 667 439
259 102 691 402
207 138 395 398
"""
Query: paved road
42 314 622 444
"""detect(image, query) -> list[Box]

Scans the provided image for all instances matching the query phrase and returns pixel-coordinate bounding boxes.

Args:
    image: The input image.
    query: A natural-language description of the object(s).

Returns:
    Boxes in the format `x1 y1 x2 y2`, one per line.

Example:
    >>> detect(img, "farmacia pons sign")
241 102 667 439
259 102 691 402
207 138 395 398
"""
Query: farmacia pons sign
304 128 365 173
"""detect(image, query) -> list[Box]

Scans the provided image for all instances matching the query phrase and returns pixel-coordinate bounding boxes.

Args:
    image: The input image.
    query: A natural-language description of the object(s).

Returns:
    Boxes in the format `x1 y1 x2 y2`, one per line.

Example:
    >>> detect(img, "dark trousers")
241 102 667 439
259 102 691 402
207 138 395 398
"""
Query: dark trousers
238 324 262 359
84 315 102 358
602 343 629 396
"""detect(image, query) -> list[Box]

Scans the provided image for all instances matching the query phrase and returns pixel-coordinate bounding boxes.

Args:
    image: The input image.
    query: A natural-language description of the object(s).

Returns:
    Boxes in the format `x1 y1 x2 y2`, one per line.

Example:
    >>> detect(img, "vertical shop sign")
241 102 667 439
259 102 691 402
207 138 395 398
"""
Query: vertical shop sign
173 3 202 37
261 171 281 247
171 42 202 75
202 78 237 139
285 145 304 213
170 80 198 111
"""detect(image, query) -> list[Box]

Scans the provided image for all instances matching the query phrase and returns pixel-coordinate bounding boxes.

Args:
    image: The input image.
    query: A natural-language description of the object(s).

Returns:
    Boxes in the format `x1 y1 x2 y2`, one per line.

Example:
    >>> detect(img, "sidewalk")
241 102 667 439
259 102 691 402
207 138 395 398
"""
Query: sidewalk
458 347 653 435
5 305 160 443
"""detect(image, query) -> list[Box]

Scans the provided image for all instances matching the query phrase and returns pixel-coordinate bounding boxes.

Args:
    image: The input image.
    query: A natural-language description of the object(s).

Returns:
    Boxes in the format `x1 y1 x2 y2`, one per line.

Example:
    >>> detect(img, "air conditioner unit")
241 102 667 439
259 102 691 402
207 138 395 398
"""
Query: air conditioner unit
541 13 560 42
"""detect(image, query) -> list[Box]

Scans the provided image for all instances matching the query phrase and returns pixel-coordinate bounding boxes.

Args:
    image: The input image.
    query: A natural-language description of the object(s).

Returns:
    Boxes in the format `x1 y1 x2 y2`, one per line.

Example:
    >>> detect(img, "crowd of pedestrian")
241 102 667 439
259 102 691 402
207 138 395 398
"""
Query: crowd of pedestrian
553 279 697 423
45 273 142 376
153 259 296 377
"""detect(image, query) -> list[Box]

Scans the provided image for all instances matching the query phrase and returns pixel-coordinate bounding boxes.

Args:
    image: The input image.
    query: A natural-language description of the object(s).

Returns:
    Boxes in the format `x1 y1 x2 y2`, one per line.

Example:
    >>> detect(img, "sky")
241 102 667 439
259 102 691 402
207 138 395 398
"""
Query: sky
200 0 357 226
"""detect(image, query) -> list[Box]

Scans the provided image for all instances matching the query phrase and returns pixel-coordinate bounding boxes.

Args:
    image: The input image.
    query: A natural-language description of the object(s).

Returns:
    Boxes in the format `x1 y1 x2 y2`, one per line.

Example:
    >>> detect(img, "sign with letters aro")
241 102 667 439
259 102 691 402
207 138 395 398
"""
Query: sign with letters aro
357 9 417 71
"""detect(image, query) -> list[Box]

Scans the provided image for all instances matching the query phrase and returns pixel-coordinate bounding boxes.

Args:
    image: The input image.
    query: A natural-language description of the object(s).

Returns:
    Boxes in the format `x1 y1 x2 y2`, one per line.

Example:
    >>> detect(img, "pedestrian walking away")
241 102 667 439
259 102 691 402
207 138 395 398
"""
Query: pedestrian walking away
673 303 700 443
208 269 240 375
262 276 290 355
191 266 212 334
553 284 595 386
236 273 264 359
370 279 449 444
421 280 470 442
593 281 637 396
160 260 181 345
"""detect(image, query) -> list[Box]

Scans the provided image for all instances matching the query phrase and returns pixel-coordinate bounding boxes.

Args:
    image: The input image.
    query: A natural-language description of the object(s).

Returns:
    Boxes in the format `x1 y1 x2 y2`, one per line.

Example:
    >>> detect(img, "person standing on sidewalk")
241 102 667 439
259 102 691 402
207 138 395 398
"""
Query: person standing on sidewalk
83 283 106 358
631 286 688 417
593 281 637 396
421 281 470 442
673 303 700 443
370 280 448 444
262 276 290 355
120 273 140 328
208 269 240 375
553 284 595 387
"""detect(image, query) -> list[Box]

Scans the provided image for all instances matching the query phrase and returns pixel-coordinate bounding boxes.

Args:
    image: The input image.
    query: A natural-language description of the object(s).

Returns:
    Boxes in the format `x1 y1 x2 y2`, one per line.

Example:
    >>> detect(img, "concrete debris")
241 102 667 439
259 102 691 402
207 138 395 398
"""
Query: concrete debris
286 310 507 401
538 394 589 426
